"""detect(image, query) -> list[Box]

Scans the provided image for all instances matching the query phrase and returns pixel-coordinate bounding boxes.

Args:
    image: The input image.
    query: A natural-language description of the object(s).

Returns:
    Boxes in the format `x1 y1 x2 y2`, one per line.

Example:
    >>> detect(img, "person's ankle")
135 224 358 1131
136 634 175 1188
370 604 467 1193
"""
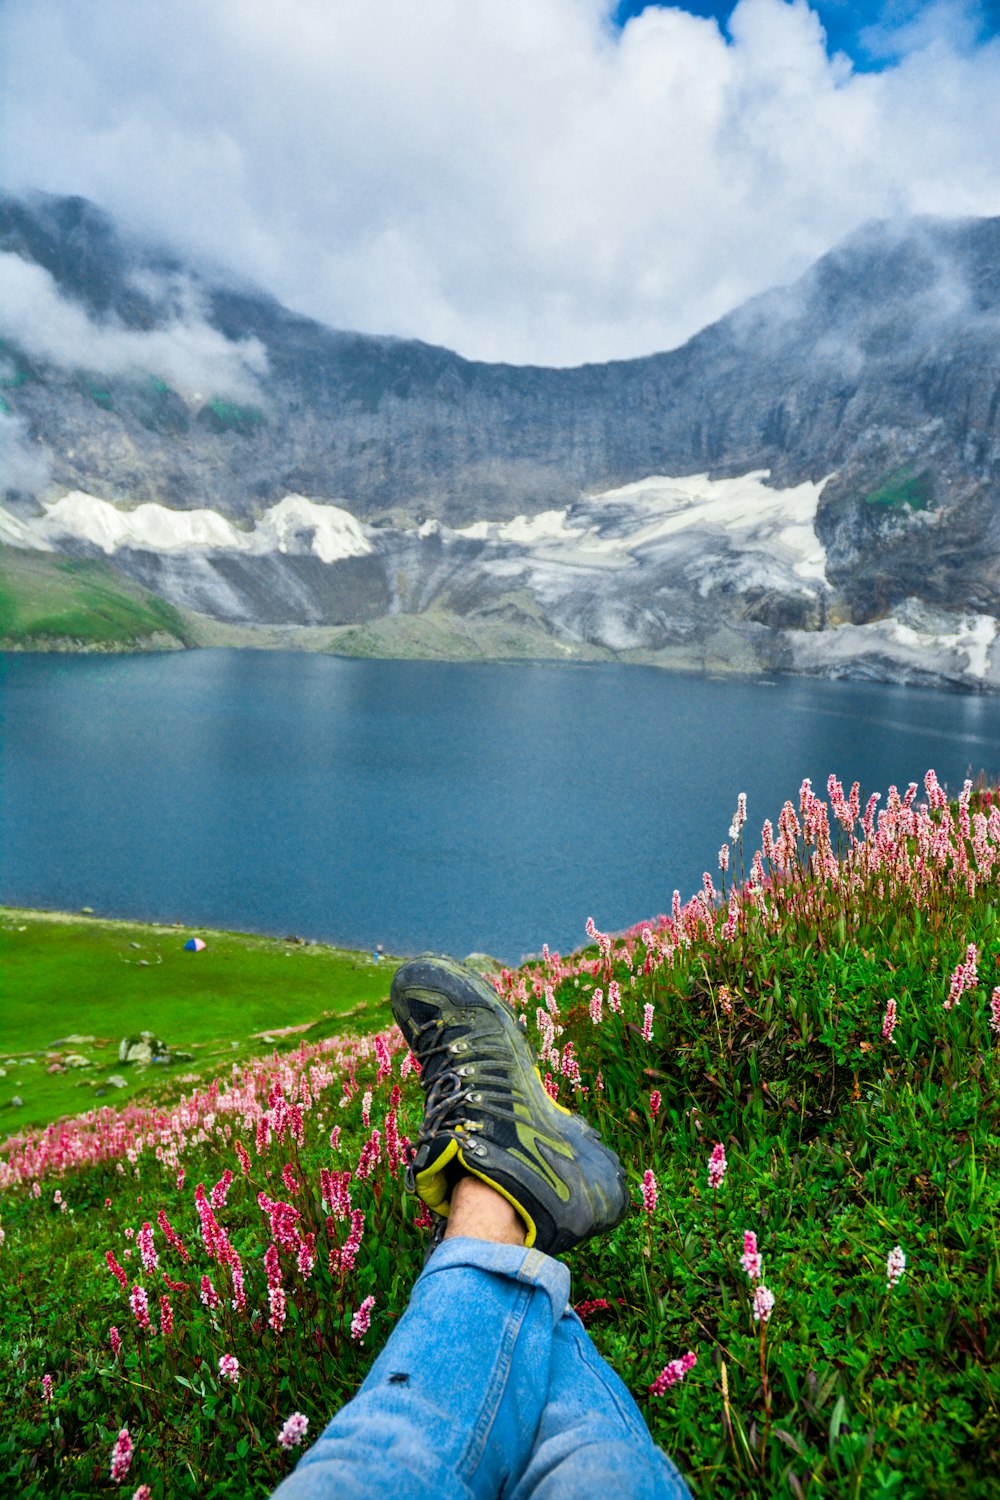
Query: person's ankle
443 1174 526 1246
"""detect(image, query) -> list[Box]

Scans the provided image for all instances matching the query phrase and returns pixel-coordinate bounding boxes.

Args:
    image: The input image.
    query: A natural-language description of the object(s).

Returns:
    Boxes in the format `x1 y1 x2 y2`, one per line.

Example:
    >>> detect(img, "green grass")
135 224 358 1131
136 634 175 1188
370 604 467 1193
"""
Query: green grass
0 549 193 649
0 909 397 1132
3 778 1000 1497
866 467 934 512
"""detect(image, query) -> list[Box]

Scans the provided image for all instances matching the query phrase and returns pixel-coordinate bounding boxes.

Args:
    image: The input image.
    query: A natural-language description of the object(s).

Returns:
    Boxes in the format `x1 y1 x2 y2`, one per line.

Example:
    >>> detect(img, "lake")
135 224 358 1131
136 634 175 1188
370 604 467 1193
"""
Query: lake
2 651 999 961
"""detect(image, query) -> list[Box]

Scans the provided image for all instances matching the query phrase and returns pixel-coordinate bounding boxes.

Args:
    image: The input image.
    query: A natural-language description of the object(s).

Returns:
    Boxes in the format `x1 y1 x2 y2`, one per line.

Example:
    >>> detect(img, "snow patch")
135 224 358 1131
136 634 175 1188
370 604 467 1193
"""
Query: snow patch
0 491 372 563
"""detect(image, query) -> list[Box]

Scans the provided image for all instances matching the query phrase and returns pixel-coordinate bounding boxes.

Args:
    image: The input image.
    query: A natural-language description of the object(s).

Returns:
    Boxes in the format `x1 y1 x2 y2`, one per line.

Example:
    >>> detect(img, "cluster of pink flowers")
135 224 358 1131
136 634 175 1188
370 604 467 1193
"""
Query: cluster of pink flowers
350 1294 376 1342
752 1285 775 1323
574 1298 611 1319
218 1354 240 1383
740 1230 762 1282
886 1245 907 1289
945 944 979 1011
641 1169 658 1216
707 1143 727 1191
649 1350 697 1396
882 997 899 1044
129 1284 151 1333
277 1412 309 1450
648 1089 661 1118
42 1373 53 1403
109 1427 133 1484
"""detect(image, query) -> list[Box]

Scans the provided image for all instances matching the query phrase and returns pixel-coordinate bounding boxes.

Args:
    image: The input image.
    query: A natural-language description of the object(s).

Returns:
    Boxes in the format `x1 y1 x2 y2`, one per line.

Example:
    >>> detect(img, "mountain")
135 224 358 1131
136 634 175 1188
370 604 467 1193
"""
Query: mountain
2 190 1000 688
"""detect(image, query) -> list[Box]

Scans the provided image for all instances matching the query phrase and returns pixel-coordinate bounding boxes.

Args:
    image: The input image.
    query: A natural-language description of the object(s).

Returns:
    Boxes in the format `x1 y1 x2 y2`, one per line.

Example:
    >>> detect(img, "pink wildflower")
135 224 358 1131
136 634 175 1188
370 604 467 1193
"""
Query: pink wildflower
608 979 622 1012
277 1412 309 1450
990 986 1000 1035
268 1284 287 1335
361 1089 373 1128
156 1210 190 1263
109 1326 122 1359
649 1350 697 1396
752 1285 775 1323
159 1294 173 1339
589 989 603 1025
138 1222 158 1274
886 1245 906 1289
42 1373 53 1403
211 1169 235 1211
351 1294 376 1342
574 1298 611 1319
339 1208 365 1274
718 985 733 1015
132 1488 151 1500
740 1230 762 1281
218 1353 240 1384
109 1428 133 1484
707 1142 727 1191
106 1250 128 1290
946 957 968 1010
235 1140 251 1176
329 1125 341 1151
882 997 898 1043
129 1284 151 1333
642 1169 658 1217
200 1274 221 1311
718 843 730 873
641 1004 654 1042
729 792 747 840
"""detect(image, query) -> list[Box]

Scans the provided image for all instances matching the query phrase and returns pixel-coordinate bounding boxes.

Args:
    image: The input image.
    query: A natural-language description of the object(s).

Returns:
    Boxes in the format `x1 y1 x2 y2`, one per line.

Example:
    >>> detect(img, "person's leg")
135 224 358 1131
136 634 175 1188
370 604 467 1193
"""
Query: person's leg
271 1180 564 1500
508 1308 691 1500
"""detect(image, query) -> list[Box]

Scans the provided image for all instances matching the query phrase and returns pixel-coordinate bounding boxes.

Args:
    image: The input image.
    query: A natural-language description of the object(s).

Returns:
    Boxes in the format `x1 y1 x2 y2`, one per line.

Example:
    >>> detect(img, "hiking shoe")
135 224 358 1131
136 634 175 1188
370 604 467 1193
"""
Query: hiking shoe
391 954 630 1256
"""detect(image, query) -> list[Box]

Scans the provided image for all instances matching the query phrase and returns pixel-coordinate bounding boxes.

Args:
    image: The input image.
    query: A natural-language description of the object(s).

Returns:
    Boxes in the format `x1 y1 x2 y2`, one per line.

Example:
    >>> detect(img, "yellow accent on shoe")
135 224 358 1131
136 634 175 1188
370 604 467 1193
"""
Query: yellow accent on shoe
414 1136 460 1215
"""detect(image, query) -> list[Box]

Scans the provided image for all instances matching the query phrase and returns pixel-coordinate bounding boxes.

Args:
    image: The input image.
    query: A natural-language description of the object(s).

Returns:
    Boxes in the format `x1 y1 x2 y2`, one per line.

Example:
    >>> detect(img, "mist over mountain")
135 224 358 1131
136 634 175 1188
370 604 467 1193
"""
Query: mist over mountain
2 190 1000 689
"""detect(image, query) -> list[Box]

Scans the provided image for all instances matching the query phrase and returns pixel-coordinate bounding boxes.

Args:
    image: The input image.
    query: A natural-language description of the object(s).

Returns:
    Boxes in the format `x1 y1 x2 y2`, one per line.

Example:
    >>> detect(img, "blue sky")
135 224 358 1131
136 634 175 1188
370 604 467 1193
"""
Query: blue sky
2 0 1000 365
614 1 1000 66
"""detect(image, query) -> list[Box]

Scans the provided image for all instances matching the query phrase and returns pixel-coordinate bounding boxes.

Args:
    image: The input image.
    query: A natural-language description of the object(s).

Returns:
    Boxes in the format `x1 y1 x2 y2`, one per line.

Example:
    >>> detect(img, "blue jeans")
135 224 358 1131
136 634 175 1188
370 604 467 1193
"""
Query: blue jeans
273 1237 691 1499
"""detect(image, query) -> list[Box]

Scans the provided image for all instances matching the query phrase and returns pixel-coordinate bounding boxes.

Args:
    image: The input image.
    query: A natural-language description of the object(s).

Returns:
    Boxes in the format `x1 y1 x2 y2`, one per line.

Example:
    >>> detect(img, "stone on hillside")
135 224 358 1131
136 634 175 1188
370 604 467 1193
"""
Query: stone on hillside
118 1029 168 1065
64 1053 93 1069
0 1068 6 1078
107 1075 127 1089
10 1095 23 1108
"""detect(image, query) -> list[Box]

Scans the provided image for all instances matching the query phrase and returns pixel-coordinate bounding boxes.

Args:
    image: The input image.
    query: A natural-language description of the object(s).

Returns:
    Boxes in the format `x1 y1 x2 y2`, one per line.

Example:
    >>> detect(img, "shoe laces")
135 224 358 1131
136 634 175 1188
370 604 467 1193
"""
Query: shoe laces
402 1016 524 1192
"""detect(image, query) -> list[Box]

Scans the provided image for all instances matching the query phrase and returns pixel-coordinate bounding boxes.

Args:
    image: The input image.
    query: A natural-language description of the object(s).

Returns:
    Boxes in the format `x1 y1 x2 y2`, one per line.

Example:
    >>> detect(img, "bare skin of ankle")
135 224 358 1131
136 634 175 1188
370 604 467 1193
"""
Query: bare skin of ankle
444 1174 526 1246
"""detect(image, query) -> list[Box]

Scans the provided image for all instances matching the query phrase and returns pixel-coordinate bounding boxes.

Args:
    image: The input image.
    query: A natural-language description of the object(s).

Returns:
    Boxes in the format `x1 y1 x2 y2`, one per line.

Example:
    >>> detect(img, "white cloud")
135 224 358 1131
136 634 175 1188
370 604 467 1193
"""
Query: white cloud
1 0 998 364
0 409 52 497
0 254 267 400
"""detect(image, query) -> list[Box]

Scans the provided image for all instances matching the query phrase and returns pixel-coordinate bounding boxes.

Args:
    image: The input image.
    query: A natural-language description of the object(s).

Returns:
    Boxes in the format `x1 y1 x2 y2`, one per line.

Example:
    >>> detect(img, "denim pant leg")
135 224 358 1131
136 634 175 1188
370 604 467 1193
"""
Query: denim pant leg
508 1309 692 1500
271 1238 571 1500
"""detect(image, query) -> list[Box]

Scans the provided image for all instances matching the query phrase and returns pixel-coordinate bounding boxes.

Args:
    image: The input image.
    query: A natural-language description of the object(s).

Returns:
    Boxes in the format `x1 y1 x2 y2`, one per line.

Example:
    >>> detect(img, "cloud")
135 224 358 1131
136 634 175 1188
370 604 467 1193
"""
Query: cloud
0 254 268 400
1 0 998 365
0 410 53 498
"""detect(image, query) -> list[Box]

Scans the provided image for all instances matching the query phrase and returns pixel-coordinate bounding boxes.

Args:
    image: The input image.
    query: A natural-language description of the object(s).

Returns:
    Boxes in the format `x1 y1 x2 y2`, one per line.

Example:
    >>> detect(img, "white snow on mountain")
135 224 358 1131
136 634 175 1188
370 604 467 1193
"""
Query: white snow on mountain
0 491 373 561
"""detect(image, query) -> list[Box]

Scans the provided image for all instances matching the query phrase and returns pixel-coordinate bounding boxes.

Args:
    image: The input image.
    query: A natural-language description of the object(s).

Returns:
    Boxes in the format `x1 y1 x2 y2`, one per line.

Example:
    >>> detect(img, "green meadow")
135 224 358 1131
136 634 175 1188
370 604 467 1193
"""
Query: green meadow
0 909 397 1132
3 774 1000 1497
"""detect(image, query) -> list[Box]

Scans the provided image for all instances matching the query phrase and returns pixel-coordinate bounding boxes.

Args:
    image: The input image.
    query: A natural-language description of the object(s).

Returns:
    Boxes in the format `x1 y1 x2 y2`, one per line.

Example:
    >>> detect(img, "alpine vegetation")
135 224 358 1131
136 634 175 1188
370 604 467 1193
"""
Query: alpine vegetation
2 769 1000 1496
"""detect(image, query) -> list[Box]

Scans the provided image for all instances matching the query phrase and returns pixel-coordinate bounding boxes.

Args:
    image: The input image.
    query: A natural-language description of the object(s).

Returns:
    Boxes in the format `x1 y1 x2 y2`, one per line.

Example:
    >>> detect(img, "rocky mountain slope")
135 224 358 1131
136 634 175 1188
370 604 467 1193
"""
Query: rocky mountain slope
2 191 999 687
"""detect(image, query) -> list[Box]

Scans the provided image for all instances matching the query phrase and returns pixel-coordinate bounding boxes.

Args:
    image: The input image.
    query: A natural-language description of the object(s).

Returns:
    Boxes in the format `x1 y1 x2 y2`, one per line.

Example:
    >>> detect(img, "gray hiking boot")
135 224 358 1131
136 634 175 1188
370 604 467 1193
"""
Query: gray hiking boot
391 954 630 1256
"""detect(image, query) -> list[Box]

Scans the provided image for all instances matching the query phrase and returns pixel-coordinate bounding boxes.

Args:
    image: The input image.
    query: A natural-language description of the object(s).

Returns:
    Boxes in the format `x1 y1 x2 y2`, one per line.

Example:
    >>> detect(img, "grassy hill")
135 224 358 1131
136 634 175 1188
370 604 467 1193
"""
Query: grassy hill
0 548 192 650
2 772 1000 1497
0 910 398 1133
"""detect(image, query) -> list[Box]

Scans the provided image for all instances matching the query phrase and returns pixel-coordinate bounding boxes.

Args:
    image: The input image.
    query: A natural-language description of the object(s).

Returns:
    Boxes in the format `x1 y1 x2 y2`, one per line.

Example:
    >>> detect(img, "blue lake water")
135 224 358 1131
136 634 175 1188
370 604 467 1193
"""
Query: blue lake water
2 651 1000 962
